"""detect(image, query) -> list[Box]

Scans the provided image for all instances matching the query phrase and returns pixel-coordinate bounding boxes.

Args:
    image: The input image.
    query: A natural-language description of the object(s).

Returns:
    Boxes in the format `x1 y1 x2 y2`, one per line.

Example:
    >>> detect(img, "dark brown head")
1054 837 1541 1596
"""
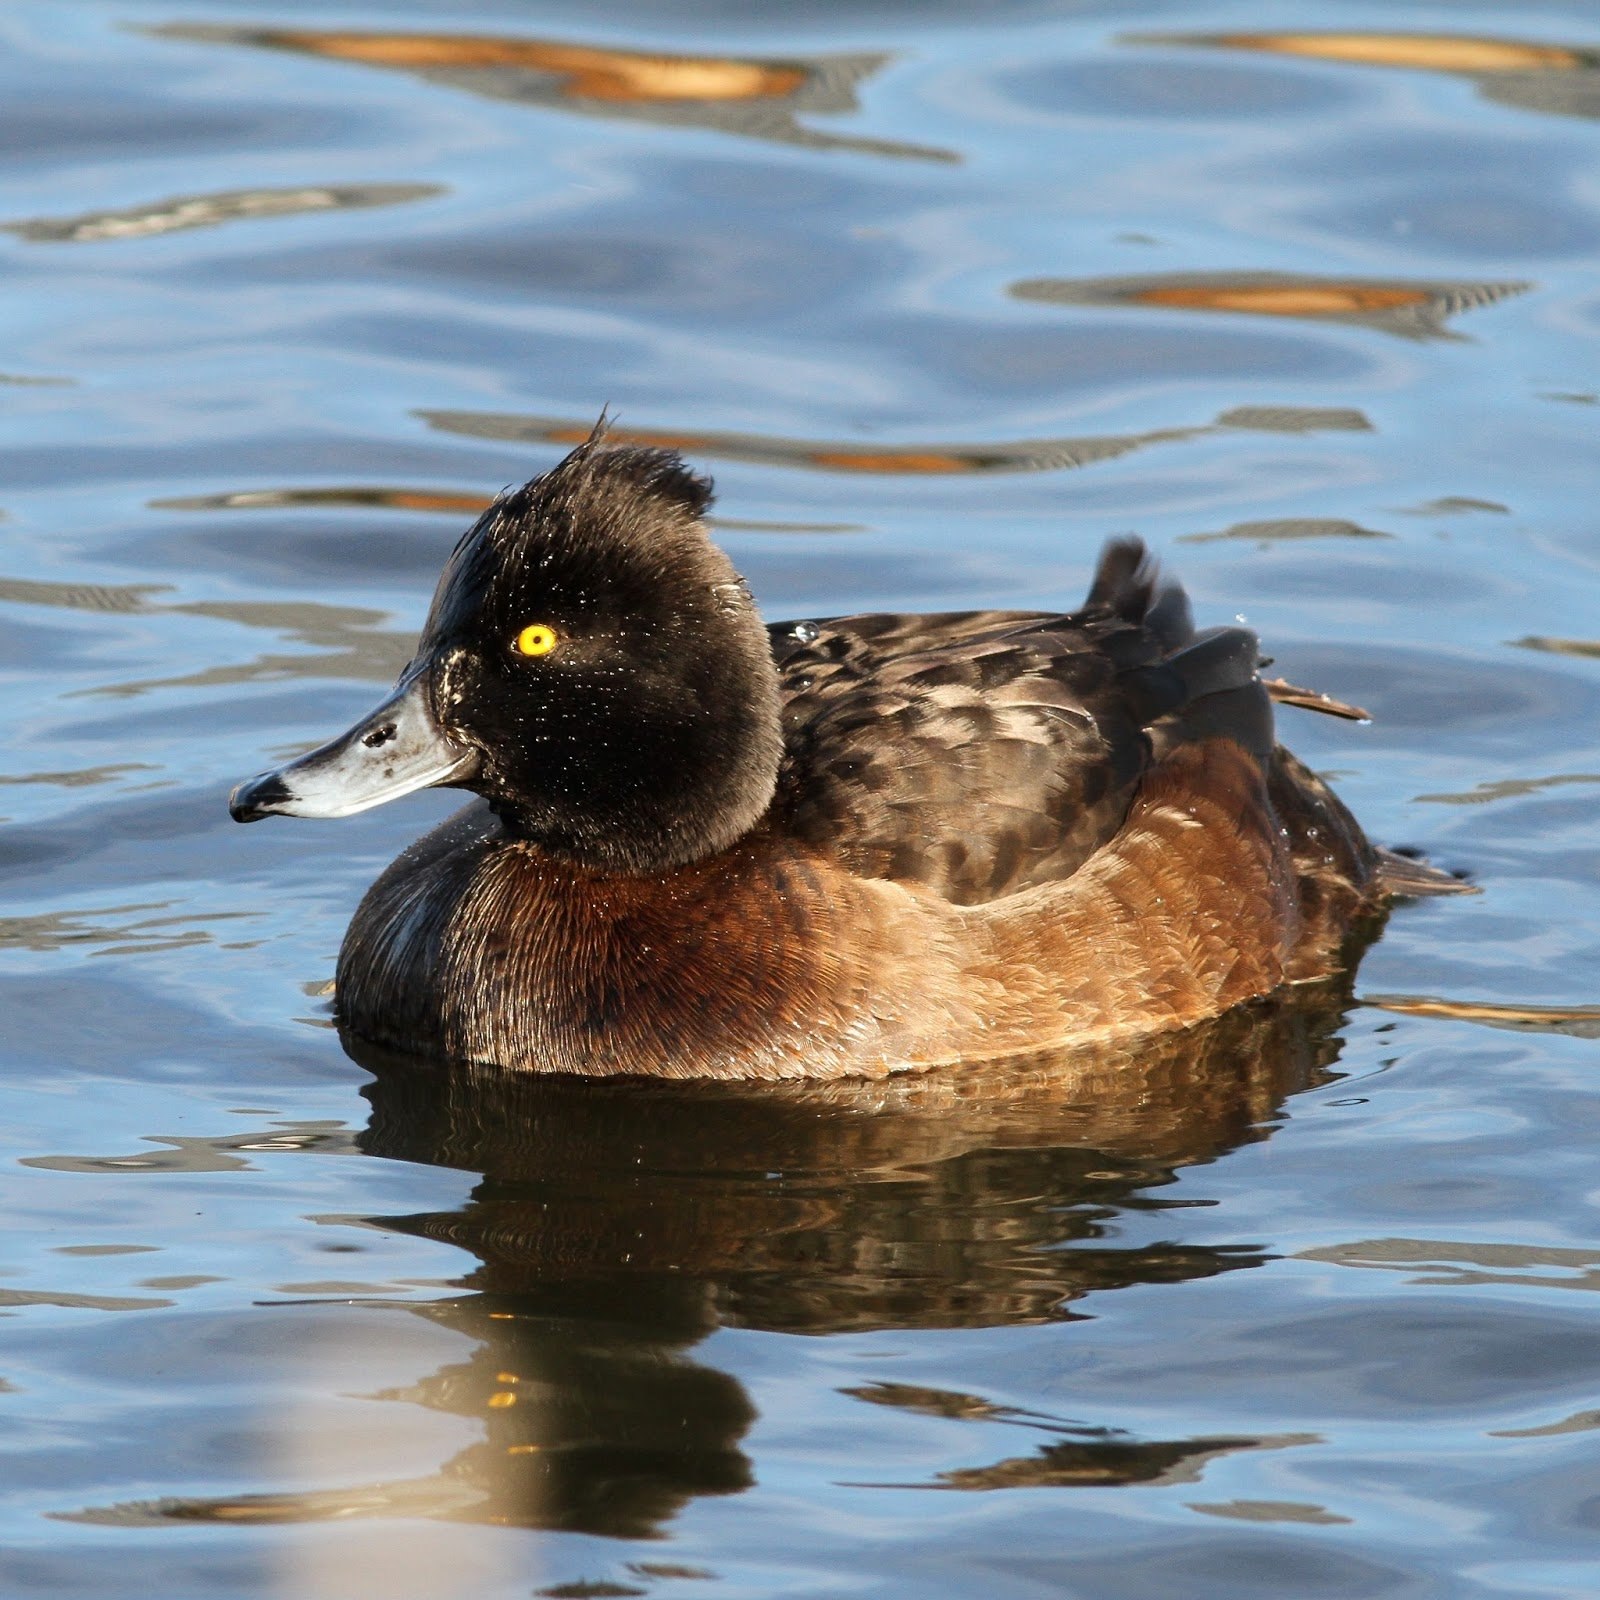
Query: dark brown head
230 434 784 873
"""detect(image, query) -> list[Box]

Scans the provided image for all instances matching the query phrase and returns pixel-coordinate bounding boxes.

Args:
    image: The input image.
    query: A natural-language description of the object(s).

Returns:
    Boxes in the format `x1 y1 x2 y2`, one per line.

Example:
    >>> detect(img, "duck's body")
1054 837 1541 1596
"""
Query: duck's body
232 430 1454 1080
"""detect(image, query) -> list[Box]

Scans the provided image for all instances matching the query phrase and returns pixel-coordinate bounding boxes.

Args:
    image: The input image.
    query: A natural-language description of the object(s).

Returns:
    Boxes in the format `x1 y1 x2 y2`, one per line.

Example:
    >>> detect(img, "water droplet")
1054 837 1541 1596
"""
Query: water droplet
791 621 820 644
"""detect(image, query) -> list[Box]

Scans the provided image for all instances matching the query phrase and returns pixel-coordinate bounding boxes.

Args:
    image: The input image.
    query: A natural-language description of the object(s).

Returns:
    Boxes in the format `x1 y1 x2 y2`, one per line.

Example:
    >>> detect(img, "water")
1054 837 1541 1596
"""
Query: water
3 2 1600 1594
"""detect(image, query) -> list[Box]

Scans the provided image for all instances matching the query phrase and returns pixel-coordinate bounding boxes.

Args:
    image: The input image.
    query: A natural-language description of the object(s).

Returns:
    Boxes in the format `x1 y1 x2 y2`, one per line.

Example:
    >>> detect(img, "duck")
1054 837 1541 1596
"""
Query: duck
230 425 1463 1081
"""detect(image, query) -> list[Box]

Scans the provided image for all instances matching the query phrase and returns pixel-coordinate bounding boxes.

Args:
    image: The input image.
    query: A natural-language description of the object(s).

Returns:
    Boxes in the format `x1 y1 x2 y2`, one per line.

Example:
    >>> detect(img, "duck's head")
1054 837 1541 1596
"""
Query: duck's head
229 435 783 873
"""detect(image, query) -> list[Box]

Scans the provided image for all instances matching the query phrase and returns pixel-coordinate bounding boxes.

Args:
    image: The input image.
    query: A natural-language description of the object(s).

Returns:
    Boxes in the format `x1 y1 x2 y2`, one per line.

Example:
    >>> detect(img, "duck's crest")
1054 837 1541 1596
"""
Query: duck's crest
491 415 716 539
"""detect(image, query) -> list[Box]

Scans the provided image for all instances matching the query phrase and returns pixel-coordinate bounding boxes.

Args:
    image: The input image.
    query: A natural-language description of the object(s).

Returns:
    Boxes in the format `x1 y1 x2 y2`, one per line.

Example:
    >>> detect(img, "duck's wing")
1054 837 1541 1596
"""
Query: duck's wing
770 538 1267 905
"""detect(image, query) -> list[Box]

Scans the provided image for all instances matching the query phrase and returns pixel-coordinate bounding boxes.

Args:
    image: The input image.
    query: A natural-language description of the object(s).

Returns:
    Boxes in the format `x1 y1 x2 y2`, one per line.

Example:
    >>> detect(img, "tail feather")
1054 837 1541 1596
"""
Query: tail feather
1084 535 1194 650
1088 537 1267 747
1375 848 1479 898
1144 577 1195 650
1084 535 1155 621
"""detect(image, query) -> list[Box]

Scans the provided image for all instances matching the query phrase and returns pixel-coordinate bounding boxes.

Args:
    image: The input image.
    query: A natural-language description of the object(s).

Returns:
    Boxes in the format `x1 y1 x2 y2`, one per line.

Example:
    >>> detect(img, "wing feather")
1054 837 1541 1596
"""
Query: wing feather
771 540 1270 905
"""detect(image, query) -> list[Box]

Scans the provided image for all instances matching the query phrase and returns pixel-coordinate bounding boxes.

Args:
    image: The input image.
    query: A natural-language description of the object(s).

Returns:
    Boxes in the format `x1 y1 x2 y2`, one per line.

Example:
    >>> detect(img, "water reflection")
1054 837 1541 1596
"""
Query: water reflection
1515 634 1600 660
1414 772 1600 805
84 600 414 696
61 974 1365 1535
1129 30 1600 123
0 901 244 957
417 405 1364 476
0 574 414 691
1179 517 1390 546
150 487 494 516
1011 272 1530 340
6 184 442 245
860 1425 1315 1492
838 1382 1313 1493
150 25 956 163
1362 994 1600 1038
150 487 862 535
1297 1236 1600 1293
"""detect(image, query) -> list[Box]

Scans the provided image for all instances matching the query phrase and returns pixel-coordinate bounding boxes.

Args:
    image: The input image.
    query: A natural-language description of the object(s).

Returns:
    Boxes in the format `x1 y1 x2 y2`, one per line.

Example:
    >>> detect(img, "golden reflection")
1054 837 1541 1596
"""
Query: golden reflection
58 969 1376 1535
221 31 808 103
417 405 1373 477
1011 273 1530 341
1363 994 1600 1037
1129 30 1600 122
151 488 861 535
150 24 957 162
1135 31 1588 76
151 487 495 516
419 409 1201 474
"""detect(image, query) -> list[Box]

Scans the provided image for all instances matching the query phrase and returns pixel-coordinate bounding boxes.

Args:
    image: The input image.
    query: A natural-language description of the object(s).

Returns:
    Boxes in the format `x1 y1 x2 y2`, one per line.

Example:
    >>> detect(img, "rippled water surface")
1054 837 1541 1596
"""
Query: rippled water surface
4 2 1600 1595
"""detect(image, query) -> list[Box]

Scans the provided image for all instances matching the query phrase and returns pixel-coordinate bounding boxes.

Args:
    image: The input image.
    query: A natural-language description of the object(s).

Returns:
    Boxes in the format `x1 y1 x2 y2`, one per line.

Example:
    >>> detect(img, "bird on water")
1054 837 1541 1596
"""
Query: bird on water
230 425 1463 1080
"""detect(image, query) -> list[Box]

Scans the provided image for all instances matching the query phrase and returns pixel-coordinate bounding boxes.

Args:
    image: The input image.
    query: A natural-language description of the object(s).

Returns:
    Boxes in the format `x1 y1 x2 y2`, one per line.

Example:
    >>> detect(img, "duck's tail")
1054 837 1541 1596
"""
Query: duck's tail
1373 848 1479 898
1088 536 1273 755
1085 534 1194 652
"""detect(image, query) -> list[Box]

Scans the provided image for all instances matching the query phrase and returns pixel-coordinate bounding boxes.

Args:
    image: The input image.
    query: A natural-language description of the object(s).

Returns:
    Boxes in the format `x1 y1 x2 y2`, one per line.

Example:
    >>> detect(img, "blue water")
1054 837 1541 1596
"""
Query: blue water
3 3 1600 1595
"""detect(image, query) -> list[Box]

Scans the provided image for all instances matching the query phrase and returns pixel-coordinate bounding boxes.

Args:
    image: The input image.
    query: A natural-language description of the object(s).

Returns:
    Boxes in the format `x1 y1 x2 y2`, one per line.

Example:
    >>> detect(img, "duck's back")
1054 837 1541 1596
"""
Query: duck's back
769 539 1293 906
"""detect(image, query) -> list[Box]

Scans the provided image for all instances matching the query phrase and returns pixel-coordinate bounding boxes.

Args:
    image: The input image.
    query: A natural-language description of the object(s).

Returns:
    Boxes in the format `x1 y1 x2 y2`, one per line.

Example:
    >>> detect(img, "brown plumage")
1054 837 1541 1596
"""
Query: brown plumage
230 433 1467 1079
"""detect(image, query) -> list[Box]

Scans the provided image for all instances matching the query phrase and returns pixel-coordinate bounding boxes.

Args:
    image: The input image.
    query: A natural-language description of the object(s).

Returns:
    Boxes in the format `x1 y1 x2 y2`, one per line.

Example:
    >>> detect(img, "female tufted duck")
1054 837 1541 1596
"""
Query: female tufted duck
231 431 1463 1079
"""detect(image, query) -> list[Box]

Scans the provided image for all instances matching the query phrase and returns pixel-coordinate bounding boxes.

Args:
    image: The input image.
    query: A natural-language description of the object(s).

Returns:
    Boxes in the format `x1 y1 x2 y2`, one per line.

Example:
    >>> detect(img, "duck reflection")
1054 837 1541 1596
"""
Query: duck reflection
66 971 1370 1536
843 1381 1313 1490
338 970 1366 1532
150 24 955 162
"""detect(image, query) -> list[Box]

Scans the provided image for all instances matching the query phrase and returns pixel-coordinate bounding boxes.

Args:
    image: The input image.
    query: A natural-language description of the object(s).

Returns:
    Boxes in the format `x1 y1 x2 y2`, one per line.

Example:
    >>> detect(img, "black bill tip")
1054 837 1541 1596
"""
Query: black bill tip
229 772 293 823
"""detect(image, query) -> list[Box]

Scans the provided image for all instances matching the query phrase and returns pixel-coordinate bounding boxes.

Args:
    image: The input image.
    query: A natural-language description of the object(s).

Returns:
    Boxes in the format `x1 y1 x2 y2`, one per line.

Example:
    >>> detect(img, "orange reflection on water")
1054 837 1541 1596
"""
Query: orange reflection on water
1364 995 1600 1035
421 409 1213 476
1011 272 1530 340
151 486 495 515
540 422 979 475
247 29 807 103
1136 283 1430 318
1129 30 1600 122
150 22 956 162
1172 32 1588 76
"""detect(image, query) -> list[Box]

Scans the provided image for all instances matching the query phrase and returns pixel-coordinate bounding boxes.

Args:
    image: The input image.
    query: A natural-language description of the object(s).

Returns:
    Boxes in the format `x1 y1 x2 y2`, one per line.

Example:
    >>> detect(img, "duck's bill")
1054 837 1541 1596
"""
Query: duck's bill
229 670 479 823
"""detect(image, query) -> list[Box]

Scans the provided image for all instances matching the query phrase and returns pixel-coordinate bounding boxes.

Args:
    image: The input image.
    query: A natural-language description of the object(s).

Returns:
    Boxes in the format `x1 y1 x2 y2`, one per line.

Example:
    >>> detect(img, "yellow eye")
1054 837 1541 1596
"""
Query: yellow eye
514 623 559 658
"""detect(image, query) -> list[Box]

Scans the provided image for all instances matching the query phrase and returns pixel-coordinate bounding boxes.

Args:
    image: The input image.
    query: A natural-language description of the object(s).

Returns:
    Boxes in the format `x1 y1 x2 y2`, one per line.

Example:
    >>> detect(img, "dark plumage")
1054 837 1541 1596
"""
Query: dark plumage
230 430 1467 1080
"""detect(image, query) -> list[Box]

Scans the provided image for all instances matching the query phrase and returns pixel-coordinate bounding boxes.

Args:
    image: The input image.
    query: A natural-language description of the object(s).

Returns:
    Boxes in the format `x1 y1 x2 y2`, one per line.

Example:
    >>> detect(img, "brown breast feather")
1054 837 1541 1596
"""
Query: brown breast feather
338 732 1377 1079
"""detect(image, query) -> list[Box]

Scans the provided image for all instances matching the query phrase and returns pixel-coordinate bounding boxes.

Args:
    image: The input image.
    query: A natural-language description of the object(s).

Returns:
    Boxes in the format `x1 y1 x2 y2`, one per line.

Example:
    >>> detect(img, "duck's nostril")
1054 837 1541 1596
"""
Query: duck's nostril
362 723 398 750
